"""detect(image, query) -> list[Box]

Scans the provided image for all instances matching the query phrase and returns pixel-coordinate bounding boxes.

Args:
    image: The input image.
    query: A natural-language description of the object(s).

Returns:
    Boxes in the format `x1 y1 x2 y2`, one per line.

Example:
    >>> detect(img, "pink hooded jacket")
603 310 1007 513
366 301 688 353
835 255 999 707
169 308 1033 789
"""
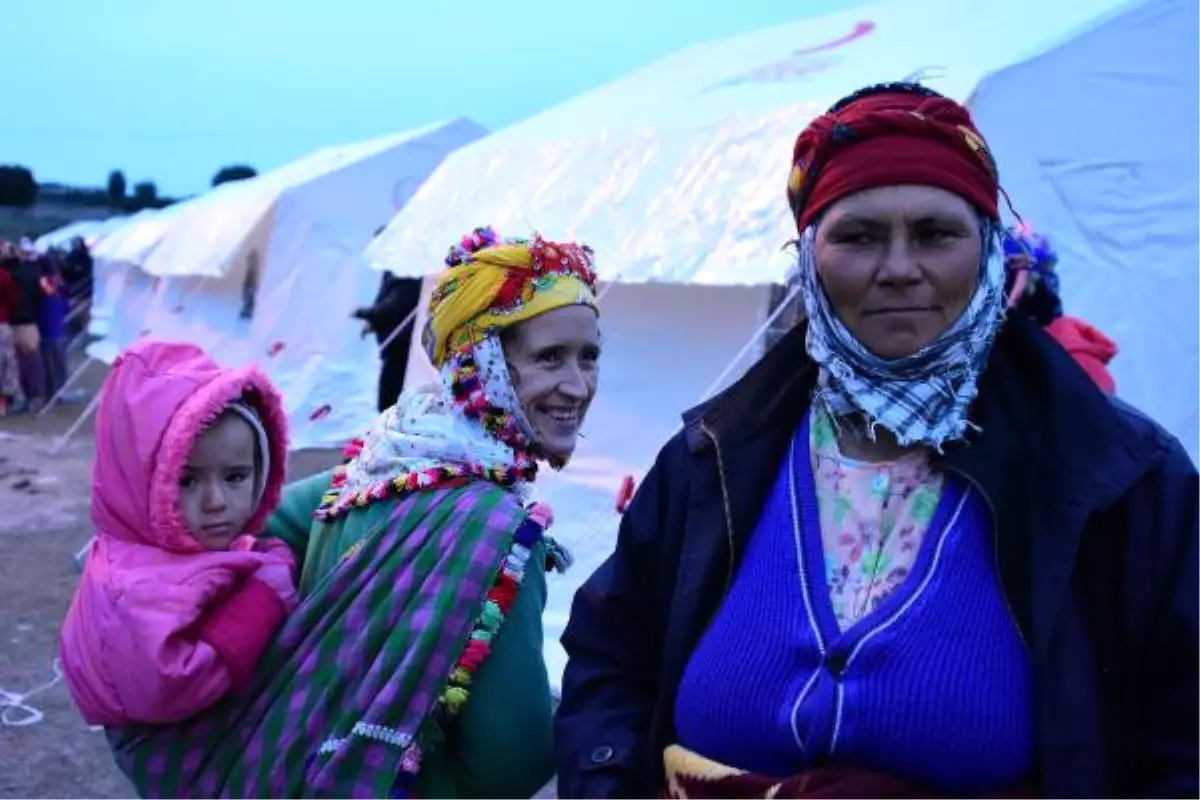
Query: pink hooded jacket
60 340 296 726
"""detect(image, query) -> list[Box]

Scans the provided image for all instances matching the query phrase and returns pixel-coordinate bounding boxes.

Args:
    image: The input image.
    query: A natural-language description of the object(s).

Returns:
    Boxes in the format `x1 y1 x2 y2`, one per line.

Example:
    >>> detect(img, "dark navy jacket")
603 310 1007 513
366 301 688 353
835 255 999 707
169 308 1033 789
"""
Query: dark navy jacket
555 314 1198 798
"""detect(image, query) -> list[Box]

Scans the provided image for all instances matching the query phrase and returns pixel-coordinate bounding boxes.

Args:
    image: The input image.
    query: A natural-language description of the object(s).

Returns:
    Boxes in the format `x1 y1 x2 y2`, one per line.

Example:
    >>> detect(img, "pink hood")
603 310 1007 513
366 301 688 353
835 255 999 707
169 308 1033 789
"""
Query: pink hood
91 339 289 552
61 340 295 725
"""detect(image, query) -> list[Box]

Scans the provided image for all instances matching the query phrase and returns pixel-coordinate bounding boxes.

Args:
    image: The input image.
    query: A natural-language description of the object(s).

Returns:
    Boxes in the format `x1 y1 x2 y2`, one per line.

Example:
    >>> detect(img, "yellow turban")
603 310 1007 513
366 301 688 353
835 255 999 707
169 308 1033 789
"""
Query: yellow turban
422 227 600 367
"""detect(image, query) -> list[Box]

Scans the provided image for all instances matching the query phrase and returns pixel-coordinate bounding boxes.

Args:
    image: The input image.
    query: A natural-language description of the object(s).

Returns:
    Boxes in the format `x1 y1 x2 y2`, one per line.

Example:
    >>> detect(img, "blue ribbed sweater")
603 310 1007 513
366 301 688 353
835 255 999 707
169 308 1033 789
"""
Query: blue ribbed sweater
674 419 1033 794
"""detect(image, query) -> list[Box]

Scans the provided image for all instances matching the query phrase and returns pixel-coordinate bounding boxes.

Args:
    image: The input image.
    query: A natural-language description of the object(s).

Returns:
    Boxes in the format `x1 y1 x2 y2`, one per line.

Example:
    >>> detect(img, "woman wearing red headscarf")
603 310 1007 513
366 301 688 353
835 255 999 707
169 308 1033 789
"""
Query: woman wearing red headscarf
555 83 1197 799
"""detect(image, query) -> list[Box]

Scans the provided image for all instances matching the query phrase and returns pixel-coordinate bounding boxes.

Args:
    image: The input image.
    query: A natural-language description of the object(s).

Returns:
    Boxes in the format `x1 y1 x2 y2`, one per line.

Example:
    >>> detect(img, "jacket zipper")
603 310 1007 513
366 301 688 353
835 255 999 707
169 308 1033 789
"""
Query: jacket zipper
700 421 737 592
945 465 1029 652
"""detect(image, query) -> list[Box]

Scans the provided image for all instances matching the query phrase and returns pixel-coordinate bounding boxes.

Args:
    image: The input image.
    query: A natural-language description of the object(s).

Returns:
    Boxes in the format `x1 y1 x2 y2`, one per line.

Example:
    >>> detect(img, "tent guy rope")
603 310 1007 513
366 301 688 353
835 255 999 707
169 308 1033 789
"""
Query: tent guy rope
699 279 802 402
1 658 64 728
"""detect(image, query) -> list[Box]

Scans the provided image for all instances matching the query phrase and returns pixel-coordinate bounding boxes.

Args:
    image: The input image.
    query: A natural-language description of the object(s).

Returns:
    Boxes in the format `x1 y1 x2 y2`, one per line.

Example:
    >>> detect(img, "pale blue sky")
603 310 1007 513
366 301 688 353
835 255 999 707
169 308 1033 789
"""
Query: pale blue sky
4 0 865 196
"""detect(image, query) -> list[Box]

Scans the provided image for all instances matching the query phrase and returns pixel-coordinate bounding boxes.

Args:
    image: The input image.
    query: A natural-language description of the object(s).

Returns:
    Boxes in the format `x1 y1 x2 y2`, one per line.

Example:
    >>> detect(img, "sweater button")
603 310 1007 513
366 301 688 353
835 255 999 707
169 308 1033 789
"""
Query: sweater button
825 650 848 677
590 745 615 765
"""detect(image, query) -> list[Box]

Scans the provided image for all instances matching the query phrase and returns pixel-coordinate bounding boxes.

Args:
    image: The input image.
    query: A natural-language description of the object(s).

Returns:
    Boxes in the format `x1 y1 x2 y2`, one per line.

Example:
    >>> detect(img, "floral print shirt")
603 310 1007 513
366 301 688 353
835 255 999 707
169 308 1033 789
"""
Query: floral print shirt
809 405 945 631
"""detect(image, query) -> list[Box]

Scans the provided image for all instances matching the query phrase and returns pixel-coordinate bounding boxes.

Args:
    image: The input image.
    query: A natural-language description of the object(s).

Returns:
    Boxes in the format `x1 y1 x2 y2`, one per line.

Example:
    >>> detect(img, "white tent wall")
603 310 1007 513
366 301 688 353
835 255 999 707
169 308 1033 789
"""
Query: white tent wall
89 147 353 368
370 111 811 285
969 0 1200 463
85 269 158 364
34 217 119 253
87 207 187 341
129 119 489 450
368 0 1141 289
137 200 276 368
140 182 287 282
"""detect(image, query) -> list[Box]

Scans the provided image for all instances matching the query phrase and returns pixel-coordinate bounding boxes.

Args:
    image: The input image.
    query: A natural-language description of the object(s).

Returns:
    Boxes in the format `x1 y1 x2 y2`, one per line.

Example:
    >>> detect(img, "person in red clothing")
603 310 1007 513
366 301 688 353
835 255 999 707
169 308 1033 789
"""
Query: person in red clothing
1003 224 1118 395
0 246 26 415
4 248 47 409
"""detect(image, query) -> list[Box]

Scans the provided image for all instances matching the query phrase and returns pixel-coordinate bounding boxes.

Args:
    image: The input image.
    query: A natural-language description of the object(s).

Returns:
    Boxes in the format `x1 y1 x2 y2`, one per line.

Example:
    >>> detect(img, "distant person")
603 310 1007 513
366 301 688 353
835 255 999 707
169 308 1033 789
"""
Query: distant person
0 250 44 410
60 339 295 725
63 236 94 337
0 253 23 415
37 256 72 400
354 269 423 411
64 236 94 296
1003 224 1118 395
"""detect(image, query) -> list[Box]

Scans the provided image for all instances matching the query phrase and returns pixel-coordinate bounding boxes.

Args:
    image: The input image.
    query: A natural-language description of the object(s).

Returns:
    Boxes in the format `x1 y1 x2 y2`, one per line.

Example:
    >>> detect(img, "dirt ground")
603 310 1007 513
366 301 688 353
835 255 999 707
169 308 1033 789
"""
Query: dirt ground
0 359 342 799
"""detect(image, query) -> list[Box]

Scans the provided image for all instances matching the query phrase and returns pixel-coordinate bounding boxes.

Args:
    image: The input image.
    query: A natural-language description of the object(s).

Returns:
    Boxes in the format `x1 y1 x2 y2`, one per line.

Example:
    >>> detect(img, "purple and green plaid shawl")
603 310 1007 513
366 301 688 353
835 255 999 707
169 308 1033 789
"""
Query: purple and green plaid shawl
106 480 529 798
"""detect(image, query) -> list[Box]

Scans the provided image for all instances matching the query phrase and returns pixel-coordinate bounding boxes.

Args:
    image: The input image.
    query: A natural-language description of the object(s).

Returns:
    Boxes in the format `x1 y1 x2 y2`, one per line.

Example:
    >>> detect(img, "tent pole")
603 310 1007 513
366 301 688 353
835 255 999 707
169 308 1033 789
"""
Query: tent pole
65 327 89 354
595 278 618 302
64 298 91 326
377 308 418 355
38 358 95 416
50 388 104 456
175 275 206 308
698 282 803 402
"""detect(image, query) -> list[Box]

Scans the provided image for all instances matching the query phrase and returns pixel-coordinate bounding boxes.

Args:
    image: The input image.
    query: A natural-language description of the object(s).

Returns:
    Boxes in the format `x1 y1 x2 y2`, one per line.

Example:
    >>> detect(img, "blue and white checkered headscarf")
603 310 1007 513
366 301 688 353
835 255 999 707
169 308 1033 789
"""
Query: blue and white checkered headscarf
795 217 1007 450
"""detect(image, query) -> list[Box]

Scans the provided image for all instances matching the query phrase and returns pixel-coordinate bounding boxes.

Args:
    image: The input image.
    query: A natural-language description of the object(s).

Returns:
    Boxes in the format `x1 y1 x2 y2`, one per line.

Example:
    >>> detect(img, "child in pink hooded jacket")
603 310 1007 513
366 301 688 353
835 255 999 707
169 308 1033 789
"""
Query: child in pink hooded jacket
60 339 297 726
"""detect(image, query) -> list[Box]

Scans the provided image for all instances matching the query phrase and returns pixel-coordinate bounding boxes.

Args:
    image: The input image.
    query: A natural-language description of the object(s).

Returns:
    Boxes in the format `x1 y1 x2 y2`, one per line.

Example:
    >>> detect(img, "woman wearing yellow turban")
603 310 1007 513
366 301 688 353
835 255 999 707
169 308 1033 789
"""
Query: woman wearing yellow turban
105 226 601 798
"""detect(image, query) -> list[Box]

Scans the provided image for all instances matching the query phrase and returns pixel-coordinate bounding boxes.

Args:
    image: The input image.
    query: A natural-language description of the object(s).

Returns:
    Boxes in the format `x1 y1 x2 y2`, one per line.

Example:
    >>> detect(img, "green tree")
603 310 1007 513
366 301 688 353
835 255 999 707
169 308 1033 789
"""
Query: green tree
133 181 158 203
0 164 38 207
107 170 127 202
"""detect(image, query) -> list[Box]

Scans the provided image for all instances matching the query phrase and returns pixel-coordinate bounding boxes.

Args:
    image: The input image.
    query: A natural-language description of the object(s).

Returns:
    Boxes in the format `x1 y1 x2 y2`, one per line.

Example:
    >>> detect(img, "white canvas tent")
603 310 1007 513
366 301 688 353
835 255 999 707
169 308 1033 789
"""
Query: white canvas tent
86 206 189 348
367 0 1198 684
34 216 124 253
46 201 253 426
60 118 489 452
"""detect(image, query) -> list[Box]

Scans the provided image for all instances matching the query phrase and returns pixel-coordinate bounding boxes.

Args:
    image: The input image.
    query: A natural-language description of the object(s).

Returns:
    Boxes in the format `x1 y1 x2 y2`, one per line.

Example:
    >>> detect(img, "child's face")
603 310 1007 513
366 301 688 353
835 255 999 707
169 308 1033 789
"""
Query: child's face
180 412 259 550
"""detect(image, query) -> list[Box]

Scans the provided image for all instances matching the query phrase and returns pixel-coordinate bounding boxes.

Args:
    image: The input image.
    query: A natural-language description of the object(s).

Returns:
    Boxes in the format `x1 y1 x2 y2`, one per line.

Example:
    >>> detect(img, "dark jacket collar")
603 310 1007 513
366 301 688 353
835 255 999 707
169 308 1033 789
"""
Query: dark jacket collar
680 313 1167 655
683 313 1160 509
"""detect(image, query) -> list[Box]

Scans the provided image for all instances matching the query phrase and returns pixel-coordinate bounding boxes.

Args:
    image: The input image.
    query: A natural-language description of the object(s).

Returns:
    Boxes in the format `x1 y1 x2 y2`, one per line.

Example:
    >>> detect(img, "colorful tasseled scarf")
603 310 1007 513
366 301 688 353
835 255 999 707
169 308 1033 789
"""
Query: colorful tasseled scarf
795 218 1006 451
321 225 602 517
